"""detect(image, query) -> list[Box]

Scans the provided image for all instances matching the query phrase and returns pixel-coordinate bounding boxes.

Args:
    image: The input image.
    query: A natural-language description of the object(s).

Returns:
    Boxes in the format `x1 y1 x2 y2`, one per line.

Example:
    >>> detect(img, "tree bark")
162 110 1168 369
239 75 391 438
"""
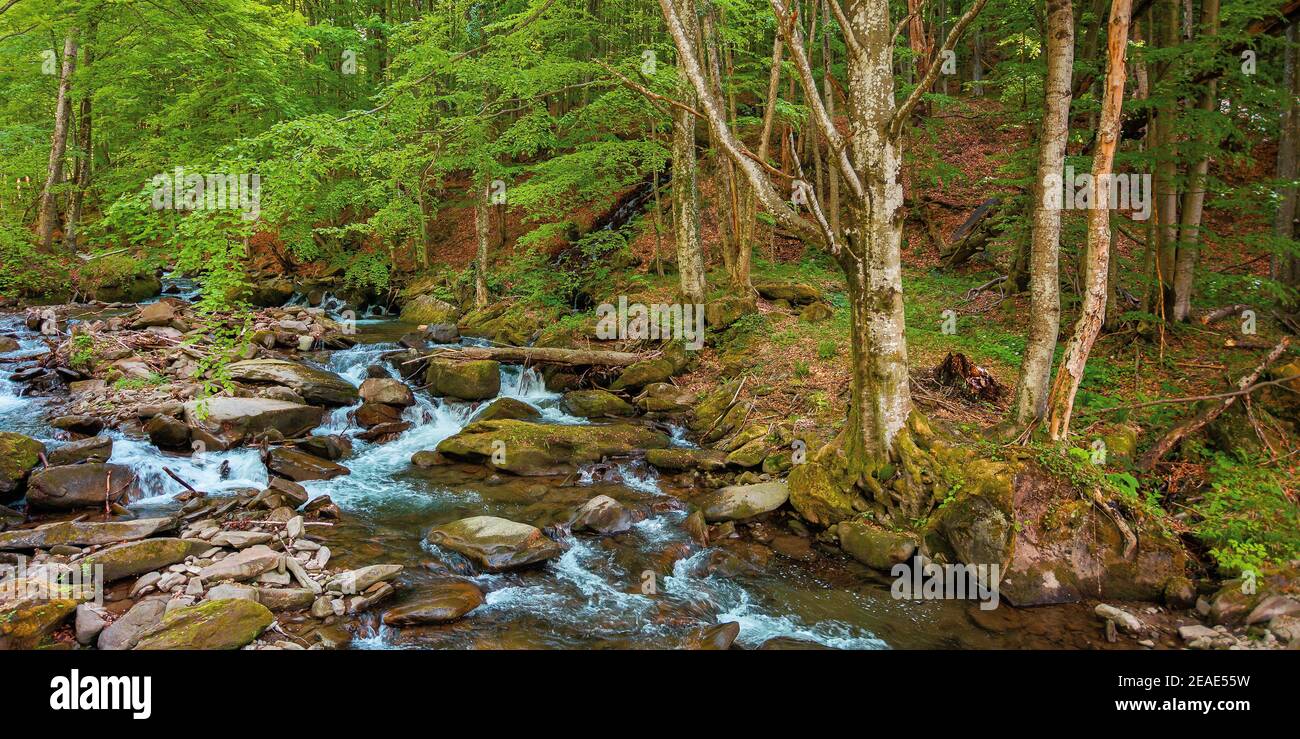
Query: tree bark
1149 0 1180 318
1013 0 1074 427
38 30 77 252
474 183 490 309
62 23 94 253
1046 0 1132 441
671 0 707 306
1274 21 1300 292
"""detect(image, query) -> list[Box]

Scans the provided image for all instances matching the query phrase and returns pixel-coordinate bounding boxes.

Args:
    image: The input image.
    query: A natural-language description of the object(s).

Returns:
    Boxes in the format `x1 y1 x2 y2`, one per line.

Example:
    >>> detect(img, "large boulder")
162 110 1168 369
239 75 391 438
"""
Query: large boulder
838 521 918 571
382 581 485 625
471 397 541 422
359 377 415 407
81 538 193 582
634 383 697 414
561 389 634 418
705 295 755 330
426 516 564 571
144 414 191 450
0 432 44 503
0 518 176 550
268 448 350 482
97 598 167 650
788 462 858 526
434 419 669 475
644 448 729 473
225 359 359 406
133 599 274 650
26 463 142 511
696 481 788 522
184 397 323 450
754 281 822 305
198 545 283 583
133 301 177 327
570 494 633 535
610 359 674 391
424 359 500 401
0 586 77 649
400 294 461 325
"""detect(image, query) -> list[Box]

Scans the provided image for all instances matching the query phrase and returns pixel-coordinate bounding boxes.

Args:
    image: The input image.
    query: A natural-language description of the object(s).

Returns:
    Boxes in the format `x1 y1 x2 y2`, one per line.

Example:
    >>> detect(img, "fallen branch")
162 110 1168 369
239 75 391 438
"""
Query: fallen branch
1137 337 1291 470
1199 303 1250 326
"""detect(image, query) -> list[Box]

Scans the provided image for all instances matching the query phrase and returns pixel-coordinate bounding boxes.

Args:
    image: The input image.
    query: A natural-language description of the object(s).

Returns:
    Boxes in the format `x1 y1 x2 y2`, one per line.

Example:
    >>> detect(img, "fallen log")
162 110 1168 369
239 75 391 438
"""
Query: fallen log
403 345 649 367
1137 337 1291 470
1199 303 1250 325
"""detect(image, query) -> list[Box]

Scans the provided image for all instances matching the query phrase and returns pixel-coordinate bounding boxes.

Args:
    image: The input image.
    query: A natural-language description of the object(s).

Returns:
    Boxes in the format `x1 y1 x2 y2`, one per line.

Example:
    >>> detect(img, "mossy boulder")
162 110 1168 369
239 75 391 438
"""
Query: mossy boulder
400 294 461 325
81 537 194 582
838 521 918 571
696 481 788 522
610 358 674 391
634 383 696 414
0 432 45 503
424 359 501 401
27 463 143 511
435 419 669 475
725 437 770 468
788 460 858 526
705 295 755 330
471 397 541 422
799 302 834 323
458 302 551 346
1101 425 1139 464
0 592 77 649
688 380 746 443
133 599 274 650
755 281 822 305
562 389 634 418
644 448 729 472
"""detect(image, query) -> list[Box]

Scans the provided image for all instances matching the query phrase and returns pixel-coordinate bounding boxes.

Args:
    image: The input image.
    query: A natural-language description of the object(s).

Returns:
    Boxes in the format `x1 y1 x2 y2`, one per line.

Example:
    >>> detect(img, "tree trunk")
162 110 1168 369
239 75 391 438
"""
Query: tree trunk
38 30 77 252
1273 21 1300 292
1171 0 1218 322
63 24 94 253
671 0 706 305
1012 0 1074 427
1046 0 1132 441
474 184 490 309
1150 0 1180 318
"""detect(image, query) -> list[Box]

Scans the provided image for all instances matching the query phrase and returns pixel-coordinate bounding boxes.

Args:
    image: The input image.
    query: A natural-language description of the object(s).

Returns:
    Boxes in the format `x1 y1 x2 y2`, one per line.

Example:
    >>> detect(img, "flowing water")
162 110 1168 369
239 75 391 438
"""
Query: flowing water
1 311 1118 650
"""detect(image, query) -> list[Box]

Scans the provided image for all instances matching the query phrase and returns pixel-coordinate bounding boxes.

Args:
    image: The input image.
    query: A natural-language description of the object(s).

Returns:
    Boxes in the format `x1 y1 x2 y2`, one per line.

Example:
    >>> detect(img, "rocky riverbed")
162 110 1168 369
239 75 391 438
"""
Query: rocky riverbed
2 292 1296 650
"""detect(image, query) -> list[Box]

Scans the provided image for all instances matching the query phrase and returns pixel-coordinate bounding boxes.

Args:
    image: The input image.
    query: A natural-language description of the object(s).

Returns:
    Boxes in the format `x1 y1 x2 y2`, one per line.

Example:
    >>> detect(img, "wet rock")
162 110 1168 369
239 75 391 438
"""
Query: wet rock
184 397 323 450
838 522 918 571
425 323 460 343
426 516 564 572
355 402 403 428
267 477 310 508
209 530 273 549
435 419 669 476
1178 624 1218 642
257 587 316 611
687 621 741 650
51 414 106 436
268 447 350 482
471 397 541 422
304 495 341 520
633 383 696 413
610 358 674 391
0 588 77 649
570 495 633 535
0 432 45 503
683 509 709 546
424 359 501 401
82 538 194 582
1095 603 1145 635
562 389 634 417
198 544 282 582
0 517 175 550
359 377 415 407
47 435 112 466
97 598 167 650
295 434 353 461
225 359 360 406
382 581 485 625
696 481 788 522
1245 594 1300 625
145 414 191 450
74 604 107 645
27 463 141 511
644 448 728 473
327 564 403 593
754 281 821 305
133 598 273 650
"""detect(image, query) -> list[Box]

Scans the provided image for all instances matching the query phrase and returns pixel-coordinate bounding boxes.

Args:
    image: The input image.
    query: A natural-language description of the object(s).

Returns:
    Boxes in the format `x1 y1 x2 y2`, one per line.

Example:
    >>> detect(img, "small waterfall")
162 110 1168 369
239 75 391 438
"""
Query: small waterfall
110 435 268 506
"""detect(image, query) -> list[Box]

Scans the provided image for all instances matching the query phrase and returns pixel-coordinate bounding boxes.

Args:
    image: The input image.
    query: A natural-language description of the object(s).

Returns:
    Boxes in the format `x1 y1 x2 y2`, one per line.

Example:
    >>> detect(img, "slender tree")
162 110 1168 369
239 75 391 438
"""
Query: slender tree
38 30 76 251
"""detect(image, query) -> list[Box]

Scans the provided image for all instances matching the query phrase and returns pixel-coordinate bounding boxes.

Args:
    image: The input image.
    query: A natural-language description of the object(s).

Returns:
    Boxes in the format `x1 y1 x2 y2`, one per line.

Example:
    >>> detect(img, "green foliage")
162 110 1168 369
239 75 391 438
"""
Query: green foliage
1194 454 1299 575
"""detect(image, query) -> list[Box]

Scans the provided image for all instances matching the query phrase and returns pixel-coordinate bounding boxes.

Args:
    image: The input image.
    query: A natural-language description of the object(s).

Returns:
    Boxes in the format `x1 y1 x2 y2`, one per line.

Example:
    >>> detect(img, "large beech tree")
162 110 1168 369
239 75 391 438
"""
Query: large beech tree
657 0 987 525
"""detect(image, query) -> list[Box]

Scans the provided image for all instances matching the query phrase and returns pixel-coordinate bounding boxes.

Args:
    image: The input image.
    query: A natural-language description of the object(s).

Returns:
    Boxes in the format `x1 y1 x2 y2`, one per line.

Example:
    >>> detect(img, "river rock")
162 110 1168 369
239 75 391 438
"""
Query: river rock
359 377 415 407
0 587 77 649
225 359 360 406
471 397 541 422
268 447 350 481
209 530 273 549
327 564 403 594
295 434 353 461
0 432 45 503
424 359 501 401
46 435 112 466
257 587 316 611
426 516 563 571
1245 594 1300 625
26 463 142 511
1095 603 1146 635
401 295 461 325
145 414 191 450
382 581 485 625
50 414 105 436
0 517 175 550
570 495 632 535
610 359 674 391
198 544 282 582
82 538 194 582
133 301 176 327
838 521 918 570
696 481 788 522
184 397 323 450
425 323 460 343
634 383 697 413
687 621 741 650
74 604 107 645
562 389 634 417
133 598 274 650
435 419 669 475
644 448 728 472
95 598 167 650
355 402 403 428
